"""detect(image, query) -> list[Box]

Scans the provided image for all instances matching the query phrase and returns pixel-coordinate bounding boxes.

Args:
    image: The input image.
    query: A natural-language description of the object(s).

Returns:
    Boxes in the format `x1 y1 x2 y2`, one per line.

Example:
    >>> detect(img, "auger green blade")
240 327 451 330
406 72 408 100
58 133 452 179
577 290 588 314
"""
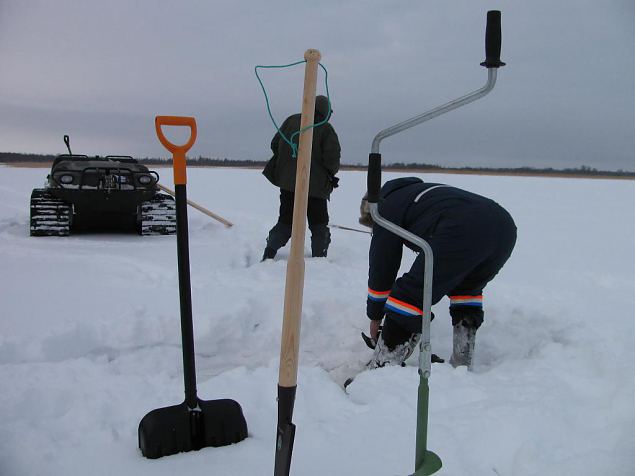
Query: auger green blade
411 450 442 475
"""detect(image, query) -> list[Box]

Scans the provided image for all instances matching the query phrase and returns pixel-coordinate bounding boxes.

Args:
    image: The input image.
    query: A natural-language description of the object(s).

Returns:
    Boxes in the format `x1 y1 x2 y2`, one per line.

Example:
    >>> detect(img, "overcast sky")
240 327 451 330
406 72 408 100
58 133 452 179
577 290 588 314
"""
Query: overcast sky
1 0 634 171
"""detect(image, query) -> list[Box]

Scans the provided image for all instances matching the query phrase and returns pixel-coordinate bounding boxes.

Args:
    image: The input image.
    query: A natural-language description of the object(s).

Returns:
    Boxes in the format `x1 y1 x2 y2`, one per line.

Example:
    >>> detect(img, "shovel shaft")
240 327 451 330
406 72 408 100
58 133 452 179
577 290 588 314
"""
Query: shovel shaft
175 184 198 408
154 116 199 408
278 49 321 388
274 49 321 476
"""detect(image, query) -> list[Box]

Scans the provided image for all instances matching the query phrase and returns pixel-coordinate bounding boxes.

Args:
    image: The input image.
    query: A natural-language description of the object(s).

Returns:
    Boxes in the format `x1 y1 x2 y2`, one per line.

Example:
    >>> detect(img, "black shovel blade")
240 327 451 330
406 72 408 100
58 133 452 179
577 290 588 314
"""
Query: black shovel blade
138 398 248 459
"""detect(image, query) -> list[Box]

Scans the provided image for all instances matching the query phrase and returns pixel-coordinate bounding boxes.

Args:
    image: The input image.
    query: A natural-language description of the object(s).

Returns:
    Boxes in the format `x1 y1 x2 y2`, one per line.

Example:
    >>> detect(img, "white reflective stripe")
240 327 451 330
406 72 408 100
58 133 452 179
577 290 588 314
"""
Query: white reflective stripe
414 185 450 203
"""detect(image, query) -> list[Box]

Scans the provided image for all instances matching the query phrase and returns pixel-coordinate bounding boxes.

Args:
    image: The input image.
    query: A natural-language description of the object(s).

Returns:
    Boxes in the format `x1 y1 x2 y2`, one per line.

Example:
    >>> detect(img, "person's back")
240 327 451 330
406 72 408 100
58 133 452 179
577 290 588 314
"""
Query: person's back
266 95 340 199
376 177 507 246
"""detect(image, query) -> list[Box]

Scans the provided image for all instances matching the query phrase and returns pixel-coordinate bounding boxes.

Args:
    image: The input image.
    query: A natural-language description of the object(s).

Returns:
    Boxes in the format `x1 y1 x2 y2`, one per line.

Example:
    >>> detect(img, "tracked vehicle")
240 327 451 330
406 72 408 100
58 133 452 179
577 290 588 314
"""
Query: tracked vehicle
30 136 176 236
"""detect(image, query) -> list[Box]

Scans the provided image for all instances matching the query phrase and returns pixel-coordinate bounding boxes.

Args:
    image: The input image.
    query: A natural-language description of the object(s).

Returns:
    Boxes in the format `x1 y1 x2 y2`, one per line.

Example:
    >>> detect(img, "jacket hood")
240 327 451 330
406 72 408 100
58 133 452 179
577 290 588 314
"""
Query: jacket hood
315 95 331 120
380 177 423 199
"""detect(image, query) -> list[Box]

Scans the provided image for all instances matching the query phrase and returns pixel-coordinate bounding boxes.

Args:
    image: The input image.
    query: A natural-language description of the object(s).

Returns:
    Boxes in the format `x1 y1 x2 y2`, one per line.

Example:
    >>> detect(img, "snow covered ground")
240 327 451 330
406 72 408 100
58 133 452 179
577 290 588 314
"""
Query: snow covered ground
1 165 634 476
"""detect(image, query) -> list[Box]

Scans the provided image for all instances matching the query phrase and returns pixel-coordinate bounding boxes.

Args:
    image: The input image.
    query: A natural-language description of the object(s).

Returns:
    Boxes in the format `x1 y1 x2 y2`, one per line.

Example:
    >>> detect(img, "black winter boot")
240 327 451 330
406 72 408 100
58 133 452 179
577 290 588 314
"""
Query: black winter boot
263 222 292 261
310 223 331 257
449 306 483 369
449 319 478 369
266 222 292 251
261 247 277 261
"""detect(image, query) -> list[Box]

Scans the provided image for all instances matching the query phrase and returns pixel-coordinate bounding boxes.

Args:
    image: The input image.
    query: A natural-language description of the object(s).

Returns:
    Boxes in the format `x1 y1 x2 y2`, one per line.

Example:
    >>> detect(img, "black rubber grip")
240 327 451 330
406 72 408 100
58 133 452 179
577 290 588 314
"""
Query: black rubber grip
367 153 382 203
480 10 506 68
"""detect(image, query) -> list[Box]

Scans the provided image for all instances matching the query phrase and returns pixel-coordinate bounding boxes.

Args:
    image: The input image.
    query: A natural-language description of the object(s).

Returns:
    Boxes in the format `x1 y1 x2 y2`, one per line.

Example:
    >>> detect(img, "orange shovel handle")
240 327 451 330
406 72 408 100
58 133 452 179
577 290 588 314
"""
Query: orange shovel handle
155 116 197 185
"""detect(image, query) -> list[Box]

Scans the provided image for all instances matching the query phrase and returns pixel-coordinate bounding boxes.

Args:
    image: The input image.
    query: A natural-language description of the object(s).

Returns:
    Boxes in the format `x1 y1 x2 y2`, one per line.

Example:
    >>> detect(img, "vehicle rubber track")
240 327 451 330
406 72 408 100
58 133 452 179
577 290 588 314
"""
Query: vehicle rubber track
140 193 176 235
30 189 72 236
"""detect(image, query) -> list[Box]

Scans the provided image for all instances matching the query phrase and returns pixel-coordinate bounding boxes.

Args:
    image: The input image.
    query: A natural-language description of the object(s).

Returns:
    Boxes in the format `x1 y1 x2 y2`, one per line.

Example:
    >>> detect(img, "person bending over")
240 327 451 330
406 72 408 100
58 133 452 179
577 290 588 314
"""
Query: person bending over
360 177 517 369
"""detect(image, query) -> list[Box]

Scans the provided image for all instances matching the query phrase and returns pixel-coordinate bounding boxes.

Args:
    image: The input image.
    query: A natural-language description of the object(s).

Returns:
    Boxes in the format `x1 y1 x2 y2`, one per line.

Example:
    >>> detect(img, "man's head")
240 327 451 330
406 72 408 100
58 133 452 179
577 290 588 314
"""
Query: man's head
315 95 332 121
359 192 374 228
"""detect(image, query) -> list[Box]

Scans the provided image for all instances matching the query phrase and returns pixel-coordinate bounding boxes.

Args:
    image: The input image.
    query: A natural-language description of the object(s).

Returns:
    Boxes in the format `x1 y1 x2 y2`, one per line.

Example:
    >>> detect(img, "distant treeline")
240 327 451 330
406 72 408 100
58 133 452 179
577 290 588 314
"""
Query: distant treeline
368 162 635 178
1 152 58 163
2 152 634 178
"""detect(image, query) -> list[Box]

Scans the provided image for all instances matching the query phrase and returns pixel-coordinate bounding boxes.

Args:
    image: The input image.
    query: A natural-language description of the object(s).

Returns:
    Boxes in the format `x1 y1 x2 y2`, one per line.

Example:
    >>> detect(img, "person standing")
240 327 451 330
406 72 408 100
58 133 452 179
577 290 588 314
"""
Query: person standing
262 95 341 260
359 177 517 369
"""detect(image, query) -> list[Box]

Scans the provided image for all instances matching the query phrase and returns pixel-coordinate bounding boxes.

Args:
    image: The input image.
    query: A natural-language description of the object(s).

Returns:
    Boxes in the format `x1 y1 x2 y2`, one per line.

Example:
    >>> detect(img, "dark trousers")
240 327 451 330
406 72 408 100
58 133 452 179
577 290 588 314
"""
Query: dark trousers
266 189 331 257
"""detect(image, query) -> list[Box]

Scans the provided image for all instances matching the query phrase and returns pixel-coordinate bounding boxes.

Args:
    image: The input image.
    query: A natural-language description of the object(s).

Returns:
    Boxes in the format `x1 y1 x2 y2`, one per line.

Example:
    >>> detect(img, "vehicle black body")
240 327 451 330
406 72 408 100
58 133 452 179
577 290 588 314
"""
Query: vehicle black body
30 154 176 236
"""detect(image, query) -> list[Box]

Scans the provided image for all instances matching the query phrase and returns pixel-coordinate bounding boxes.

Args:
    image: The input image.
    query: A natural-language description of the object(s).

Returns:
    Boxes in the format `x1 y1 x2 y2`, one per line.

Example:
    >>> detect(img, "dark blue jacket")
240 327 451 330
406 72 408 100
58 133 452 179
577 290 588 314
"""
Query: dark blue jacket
366 177 516 322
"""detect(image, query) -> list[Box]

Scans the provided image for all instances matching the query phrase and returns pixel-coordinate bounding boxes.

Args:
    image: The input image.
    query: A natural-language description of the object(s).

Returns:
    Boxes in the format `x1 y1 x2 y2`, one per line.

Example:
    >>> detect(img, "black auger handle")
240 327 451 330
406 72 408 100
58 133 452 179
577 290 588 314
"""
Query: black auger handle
481 10 506 68
367 153 382 203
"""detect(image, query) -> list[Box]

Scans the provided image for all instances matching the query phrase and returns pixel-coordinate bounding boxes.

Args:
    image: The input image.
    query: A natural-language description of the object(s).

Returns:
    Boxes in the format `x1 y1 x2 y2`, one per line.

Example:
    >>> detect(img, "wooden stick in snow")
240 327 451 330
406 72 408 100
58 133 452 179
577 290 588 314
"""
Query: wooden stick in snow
157 183 233 228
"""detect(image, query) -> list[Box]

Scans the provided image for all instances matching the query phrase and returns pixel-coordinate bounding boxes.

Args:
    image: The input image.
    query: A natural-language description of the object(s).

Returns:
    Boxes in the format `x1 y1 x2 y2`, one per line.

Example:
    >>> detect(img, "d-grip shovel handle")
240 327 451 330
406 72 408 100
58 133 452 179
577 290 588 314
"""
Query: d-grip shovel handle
155 116 197 185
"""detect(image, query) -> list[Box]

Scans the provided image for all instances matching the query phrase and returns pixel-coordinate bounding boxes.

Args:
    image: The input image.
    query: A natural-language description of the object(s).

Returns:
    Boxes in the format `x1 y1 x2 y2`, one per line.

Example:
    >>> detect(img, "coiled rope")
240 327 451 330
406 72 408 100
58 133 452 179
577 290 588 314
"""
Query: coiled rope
255 60 331 158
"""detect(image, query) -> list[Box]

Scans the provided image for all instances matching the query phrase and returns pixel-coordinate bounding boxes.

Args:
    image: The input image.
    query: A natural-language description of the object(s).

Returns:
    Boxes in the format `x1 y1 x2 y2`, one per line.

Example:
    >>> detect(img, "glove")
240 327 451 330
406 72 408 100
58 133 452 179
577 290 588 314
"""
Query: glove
361 325 382 349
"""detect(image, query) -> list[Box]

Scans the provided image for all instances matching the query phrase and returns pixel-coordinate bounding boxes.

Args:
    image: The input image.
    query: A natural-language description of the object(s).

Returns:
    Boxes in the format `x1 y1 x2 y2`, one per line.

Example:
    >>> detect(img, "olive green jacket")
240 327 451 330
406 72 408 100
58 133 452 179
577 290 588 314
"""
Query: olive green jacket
263 102 341 199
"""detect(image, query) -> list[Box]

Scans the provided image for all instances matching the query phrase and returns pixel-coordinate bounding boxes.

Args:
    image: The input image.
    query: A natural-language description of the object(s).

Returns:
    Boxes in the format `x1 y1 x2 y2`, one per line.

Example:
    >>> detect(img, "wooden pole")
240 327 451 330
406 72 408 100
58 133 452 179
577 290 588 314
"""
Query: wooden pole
157 183 233 227
278 48 320 388
274 49 321 476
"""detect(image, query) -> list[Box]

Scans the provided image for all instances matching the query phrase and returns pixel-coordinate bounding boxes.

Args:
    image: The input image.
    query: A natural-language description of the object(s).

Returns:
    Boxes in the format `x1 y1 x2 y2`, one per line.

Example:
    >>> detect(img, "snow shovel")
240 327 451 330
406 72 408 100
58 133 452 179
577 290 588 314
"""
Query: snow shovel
366 11 505 475
274 49 322 476
138 116 248 459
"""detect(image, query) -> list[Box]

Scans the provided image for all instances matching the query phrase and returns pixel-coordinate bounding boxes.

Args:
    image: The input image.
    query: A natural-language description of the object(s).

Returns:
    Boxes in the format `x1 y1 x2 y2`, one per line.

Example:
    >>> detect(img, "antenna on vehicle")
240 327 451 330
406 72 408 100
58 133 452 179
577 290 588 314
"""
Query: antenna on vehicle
63 135 73 155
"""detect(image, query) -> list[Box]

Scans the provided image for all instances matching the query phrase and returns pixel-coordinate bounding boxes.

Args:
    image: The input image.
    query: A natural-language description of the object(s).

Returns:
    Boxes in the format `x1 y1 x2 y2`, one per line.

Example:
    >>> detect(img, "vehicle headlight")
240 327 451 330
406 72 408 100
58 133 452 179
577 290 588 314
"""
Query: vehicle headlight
138 175 153 185
60 174 74 184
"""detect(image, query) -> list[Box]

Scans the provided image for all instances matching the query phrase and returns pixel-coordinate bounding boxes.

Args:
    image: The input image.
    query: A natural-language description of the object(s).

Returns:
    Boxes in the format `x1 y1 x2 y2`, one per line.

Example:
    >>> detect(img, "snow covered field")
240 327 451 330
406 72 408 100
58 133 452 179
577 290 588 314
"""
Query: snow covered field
1 165 633 476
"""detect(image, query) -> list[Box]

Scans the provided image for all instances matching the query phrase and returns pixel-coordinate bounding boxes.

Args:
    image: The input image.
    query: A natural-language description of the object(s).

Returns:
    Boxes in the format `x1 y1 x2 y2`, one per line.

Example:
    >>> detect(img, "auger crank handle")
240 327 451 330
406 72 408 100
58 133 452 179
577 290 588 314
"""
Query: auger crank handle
480 10 505 68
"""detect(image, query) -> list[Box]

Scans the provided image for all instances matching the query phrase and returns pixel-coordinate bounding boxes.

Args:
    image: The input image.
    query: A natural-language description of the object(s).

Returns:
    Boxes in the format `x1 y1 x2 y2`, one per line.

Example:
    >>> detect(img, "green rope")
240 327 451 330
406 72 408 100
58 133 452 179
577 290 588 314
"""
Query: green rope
255 60 331 158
